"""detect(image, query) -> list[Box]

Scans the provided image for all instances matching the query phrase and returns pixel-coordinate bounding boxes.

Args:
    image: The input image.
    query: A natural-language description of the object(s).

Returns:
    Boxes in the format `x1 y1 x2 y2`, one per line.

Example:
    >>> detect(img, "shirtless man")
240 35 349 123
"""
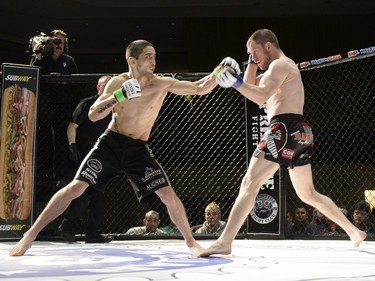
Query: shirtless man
10 39 217 256
199 29 367 257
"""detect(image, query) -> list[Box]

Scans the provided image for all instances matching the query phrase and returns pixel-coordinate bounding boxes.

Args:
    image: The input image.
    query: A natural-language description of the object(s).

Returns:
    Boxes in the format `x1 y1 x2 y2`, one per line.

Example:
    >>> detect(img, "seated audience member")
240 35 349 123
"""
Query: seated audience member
289 206 319 235
311 208 340 235
286 211 295 233
161 221 181 235
125 210 165 235
352 201 375 234
194 202 226 235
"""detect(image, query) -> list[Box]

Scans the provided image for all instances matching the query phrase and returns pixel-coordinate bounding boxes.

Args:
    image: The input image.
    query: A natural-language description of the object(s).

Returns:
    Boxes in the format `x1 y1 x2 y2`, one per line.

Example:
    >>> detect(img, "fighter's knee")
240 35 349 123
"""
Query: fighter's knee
65 180 88 199
156 186 176 202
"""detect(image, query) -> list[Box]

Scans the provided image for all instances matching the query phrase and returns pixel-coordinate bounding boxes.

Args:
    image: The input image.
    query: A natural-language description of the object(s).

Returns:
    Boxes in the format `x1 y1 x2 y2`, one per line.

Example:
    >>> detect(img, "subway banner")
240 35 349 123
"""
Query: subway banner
0 63 39 239
245 99 282 236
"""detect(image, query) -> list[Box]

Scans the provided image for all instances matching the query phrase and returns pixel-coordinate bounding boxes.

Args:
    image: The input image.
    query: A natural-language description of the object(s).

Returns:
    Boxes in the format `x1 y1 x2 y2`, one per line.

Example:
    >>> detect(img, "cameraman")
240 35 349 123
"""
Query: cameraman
31 29 78 75
32 30 78 231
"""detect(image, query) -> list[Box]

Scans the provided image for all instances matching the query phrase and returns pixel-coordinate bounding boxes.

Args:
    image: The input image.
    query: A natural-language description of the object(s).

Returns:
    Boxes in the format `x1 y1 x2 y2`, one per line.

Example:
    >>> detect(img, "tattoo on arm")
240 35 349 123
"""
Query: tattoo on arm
98 100 117 114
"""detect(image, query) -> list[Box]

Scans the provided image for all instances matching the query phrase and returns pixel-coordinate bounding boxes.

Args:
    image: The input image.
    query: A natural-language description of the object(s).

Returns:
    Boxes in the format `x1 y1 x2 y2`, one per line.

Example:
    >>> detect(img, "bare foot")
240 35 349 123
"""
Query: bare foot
187 241 205 257
198 240 231 257
350 230 367 248
9 236 34 256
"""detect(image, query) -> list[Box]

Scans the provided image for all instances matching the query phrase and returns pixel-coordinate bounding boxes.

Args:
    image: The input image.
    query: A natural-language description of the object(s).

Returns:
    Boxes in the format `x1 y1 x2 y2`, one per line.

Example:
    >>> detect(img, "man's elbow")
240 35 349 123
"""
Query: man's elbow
88 112 98 122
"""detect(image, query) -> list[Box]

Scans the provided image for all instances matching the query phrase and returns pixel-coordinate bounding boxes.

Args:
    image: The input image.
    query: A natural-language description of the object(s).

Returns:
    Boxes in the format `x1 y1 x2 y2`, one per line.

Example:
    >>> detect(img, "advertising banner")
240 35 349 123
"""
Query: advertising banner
245 99 282 235
0 63 39 239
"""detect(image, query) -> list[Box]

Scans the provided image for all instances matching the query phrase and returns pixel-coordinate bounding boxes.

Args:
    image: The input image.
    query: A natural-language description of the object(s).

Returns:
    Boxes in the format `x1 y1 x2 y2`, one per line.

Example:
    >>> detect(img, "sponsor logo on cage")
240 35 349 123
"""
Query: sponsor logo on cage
250 194 278 224
142 167 162 182
87 159 102 173
146 178 166 191
4 75 34 82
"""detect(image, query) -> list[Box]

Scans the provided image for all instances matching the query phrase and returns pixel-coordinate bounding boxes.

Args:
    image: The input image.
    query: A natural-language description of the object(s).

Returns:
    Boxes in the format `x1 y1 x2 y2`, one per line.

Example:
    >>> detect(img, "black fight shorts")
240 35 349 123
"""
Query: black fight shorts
253 114 314 168
75 130 171 202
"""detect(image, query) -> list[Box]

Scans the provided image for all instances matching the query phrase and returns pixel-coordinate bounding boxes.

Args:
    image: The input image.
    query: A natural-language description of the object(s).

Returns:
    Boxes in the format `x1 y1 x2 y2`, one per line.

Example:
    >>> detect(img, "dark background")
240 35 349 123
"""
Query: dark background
1 0 374 73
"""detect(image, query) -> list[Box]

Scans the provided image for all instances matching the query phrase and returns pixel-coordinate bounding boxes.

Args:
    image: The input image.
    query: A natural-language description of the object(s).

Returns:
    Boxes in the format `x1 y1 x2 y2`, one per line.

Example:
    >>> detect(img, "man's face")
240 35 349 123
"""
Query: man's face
247 42 272 71
135 46 156 76
353 210 369 226
144 213 160 233
52 34 66 57
294 208 308 222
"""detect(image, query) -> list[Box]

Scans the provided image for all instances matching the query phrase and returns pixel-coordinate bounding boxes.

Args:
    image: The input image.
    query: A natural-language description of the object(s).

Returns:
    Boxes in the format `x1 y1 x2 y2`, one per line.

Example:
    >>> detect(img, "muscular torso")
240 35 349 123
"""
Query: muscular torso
108 74 169 141
258 57 305 120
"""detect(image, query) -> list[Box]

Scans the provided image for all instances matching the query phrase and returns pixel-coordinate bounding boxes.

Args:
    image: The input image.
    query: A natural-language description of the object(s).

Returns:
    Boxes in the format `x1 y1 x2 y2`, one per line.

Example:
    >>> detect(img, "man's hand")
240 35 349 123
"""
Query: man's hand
113 78 141 103
216 67 243 89
219 57 241 75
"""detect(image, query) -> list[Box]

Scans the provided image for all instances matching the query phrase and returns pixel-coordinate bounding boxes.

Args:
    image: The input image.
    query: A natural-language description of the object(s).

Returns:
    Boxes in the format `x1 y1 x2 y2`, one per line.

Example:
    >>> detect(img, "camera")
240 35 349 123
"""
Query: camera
29 32 62 57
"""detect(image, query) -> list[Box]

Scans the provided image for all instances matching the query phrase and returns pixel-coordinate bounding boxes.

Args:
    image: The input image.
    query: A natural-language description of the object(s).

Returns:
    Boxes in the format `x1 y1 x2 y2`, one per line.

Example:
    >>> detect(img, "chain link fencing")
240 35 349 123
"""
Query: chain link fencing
27 50 374 240
285 52 375 239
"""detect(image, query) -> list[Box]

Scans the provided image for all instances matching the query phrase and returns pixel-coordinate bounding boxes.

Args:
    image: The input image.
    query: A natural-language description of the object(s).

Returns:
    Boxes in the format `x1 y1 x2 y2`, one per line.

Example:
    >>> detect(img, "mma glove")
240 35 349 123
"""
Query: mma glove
216 70 243 89
113 78 141 103
69 143 81 164
248 54 256 64
219 57 242 75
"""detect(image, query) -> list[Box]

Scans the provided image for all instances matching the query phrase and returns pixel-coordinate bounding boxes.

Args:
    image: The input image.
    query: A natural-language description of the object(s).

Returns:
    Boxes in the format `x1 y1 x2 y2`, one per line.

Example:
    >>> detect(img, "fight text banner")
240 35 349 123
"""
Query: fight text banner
0 63 39 239
245 99 283 236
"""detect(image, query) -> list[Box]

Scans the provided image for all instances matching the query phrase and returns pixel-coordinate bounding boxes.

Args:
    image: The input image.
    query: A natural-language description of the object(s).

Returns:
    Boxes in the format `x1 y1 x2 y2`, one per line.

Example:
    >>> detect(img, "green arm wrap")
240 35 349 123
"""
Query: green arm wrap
113 88 127 103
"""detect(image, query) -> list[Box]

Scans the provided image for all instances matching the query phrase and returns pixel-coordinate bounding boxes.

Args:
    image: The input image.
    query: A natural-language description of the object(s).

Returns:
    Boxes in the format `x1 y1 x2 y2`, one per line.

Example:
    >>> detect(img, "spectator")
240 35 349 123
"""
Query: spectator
311 208 337 235
289 207 318 235
161 221 181 235
31 29 78 190
125 210 165 235
352 201 375 234
194 202 226 235
58 75 113 243
287 211 294 232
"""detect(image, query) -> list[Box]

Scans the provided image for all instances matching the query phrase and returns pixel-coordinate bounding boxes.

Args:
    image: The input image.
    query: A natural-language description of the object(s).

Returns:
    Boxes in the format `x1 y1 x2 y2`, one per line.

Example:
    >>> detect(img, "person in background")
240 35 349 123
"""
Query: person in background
58 75 113 243
31 29 78 75
352 201 375 234
195 202 226 235
31 29 78 192
311 208 338 235
161 221 181 235
125 210 165 235
289 207 318 235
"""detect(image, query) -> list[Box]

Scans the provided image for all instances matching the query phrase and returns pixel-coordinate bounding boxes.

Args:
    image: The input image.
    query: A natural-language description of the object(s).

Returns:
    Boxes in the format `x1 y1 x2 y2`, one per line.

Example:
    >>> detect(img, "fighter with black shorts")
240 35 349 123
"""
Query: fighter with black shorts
75 129 171 202
253 113 314 169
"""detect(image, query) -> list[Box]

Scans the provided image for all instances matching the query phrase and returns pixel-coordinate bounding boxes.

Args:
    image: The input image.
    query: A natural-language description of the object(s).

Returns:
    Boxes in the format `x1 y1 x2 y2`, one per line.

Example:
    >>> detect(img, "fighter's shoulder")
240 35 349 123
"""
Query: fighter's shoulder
270 57 297 72
150 75 178 89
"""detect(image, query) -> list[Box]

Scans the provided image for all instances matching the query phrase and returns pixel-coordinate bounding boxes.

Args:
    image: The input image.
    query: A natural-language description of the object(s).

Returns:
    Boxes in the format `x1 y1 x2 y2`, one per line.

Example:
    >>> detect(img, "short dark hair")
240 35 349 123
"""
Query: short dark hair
126 40 154 59
354 201 371 213
248 29 280 49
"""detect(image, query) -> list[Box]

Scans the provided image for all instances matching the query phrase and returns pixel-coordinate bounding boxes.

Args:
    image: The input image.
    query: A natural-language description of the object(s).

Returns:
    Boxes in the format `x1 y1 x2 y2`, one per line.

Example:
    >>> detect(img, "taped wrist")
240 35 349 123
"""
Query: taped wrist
214 66 221 76
233 76 243 89
248 54 256 64
113 88 127 103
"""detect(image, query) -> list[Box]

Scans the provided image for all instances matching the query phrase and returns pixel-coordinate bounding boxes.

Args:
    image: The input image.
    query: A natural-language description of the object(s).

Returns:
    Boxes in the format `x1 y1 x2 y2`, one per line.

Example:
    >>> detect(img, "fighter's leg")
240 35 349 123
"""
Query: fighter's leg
9 180 89 256
200 154 279 257
155 186 204 255
289 164 366 247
